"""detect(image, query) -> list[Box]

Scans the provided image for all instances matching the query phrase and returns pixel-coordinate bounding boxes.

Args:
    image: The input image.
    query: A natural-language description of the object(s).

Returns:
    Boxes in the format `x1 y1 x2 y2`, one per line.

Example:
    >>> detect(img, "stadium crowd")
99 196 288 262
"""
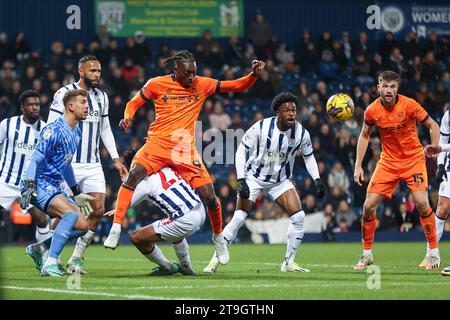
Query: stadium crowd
1 11 450 243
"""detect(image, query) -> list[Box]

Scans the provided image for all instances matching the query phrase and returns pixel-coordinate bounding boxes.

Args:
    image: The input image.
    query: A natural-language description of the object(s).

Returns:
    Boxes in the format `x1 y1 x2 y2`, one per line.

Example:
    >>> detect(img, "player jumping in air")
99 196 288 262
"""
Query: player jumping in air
0 90 51 243
353 70 441 270
203 92 325 273
48 55 127 274
20 89 94 277
105 149 205 276
104 50 265 265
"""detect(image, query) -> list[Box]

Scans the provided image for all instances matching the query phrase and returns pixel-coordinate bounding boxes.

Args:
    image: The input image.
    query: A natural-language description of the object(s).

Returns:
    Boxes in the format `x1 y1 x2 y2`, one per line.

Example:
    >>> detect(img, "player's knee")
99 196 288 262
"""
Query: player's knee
416 202 429 216
76 215 89 231
363 201 377 217
436 205 449 219
130 230 144 246
92 202 105 216
32 213 49 228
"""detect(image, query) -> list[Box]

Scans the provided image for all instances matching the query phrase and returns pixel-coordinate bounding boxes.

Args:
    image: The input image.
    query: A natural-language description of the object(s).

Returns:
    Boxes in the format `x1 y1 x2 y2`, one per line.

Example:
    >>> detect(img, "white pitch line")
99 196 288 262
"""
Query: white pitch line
0 286 205 300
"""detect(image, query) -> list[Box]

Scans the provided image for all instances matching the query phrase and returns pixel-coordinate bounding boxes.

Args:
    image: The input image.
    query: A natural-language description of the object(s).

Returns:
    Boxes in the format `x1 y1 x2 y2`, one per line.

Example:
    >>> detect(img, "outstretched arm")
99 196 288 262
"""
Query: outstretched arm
219 60 265 93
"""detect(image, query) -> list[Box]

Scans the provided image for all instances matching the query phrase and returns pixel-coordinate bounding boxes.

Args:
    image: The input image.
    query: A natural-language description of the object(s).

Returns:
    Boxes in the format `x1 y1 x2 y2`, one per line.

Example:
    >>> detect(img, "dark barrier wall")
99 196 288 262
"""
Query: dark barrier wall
2 0 446 50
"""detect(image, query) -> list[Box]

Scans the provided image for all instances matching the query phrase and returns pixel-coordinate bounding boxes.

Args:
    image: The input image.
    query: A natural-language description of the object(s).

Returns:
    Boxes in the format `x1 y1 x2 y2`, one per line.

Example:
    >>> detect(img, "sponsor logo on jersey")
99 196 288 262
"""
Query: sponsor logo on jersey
14 142 35 155
263 150 287 162
84 110 100 123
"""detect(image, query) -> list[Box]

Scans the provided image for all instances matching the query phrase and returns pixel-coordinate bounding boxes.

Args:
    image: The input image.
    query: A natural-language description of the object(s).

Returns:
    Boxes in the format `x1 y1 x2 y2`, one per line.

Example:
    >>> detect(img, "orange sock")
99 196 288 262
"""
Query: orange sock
362 215 377 250
420 208 438 249
113 186 135 224
207 198 223 235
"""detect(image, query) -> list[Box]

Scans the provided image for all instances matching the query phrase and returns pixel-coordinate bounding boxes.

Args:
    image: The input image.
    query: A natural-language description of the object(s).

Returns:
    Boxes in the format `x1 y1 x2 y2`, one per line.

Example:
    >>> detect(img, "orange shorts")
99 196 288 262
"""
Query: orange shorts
367 157 428 199
132 141 211 190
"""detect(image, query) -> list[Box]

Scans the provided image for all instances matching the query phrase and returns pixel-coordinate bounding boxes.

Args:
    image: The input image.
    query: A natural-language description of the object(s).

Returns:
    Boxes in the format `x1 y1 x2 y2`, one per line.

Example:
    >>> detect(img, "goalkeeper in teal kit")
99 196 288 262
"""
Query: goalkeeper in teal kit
20 89 95 277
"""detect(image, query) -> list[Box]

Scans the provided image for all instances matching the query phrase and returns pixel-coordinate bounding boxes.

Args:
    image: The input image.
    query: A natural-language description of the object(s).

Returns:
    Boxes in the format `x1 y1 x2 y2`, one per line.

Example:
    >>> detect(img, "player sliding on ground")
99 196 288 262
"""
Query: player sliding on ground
105 50 265 266
423 129 450 276
20 89 94 277
105 149 205 276
353 70 441 270
203 92 325 273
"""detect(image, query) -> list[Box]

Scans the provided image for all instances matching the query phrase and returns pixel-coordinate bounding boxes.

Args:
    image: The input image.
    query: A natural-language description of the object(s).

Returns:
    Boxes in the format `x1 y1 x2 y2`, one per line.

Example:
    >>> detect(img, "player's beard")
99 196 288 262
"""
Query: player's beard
84 76 98 88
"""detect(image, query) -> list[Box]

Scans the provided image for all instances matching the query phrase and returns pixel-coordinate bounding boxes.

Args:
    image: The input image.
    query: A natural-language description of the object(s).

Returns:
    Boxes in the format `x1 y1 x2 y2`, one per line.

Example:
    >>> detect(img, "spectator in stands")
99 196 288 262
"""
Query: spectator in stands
318 31 333 56
302 194 320 214
10 32 31 62
353 31 371 60
318 49 339 81
297 30 313 65
353 53 373 87
386 47 406 77
247 12 273 59
435 81 450 111
249 70 275 100
396 202 415 232
402 31 421 61
325 186 347 209
379 32 398 60
322 203 337 241
0 33 9 63
335 200 356 227
331 40 348 71
300 176 315 199
95 25 111 50
225 36 245 68
340 31 352 62
378 206 397 231
209 100 231 132
265 59 282 92
424 31 444 61
421 51 440 82
0 60 17 93
48 41 65 76
328 161 350 195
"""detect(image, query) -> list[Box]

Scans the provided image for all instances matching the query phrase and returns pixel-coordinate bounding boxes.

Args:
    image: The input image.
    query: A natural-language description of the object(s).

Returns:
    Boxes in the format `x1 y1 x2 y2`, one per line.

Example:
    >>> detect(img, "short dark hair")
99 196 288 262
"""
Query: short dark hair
63 89 88 107
378 70 400 84
19 90 40 105
78 55 99 69
123 148 138 170
271 92 299 112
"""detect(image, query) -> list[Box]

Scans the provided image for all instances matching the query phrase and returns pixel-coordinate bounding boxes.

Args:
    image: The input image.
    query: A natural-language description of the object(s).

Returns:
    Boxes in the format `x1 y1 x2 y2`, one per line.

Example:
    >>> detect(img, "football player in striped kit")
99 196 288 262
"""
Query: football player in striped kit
203 92 325 273
0 90 51 242
48 55 128 273
104 149 205 276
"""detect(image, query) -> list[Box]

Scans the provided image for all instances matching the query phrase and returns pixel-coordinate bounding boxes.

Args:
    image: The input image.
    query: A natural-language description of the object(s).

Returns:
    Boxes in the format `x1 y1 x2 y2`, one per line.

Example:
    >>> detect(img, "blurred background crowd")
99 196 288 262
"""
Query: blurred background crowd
1 10 450 243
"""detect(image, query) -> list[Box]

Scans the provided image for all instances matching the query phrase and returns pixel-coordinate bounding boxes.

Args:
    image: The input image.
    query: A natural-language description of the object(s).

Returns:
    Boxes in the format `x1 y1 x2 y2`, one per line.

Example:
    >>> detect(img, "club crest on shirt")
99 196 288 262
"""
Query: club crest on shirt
288 139 296 147
42 128 52 140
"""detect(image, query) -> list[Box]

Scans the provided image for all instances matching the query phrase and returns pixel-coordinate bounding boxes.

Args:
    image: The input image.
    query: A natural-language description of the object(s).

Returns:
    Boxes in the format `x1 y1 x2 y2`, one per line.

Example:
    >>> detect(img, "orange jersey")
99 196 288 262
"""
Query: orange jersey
125 73 257 149
364 94 429 163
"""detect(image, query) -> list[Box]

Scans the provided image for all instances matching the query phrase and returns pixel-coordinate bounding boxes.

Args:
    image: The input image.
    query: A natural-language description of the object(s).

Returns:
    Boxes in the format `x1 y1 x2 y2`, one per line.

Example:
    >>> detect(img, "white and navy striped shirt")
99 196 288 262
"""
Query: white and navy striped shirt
0 116 45 187
48 82 119 164
438 109 450 171
131 167 201 220
239 117 313 183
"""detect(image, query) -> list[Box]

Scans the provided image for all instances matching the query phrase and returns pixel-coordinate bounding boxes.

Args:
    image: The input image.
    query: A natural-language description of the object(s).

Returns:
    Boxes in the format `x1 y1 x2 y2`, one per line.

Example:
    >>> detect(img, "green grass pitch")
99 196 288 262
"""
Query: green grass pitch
1 242 449 300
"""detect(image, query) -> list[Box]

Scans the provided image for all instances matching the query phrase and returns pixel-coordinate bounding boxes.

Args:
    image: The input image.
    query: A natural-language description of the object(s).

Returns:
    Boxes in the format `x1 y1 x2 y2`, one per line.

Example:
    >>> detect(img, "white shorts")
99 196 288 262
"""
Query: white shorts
152 203 206 243
438 177 450 198
64 163 106 195
0 182 31 211
246 175 296 203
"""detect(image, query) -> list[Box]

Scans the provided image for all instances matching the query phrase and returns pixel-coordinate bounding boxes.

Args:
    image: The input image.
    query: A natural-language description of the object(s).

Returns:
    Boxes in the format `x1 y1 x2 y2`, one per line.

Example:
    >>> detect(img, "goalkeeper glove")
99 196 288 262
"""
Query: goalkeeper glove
237 178 250 199
20 179 37 209
314 179 326 198
71 185 95 217
436 164 447 184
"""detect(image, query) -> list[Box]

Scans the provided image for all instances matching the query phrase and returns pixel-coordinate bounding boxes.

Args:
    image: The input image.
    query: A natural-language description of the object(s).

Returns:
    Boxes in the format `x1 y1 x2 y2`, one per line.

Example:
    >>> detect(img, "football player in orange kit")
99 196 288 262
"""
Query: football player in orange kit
353 70 441 270
105 50 265 265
